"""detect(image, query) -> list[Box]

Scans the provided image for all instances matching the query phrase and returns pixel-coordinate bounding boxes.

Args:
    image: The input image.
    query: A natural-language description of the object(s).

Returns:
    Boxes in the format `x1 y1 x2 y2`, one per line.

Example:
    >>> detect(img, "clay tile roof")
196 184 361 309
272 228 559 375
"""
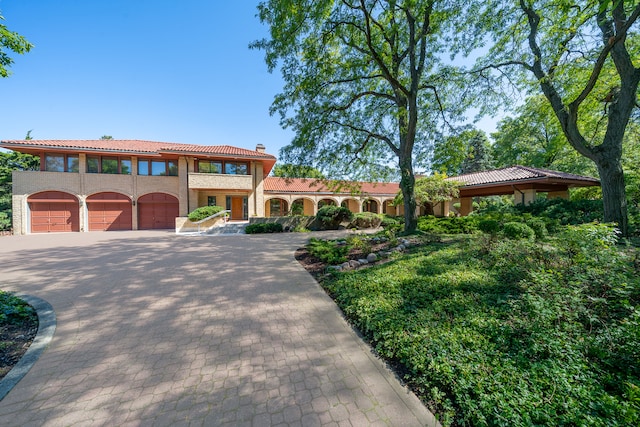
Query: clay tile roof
264 177 399 196
0 139 275 159
160 144 275 159
448 165 599 187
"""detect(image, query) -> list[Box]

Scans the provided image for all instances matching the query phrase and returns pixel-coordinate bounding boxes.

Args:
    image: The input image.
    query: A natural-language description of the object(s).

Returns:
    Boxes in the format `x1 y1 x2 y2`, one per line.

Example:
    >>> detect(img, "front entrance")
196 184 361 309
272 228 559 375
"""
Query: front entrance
230 196 246 220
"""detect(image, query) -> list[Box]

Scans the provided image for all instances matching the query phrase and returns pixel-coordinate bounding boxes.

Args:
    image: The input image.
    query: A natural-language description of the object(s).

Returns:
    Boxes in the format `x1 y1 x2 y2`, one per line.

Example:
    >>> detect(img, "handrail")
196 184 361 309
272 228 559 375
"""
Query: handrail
191 210 230 233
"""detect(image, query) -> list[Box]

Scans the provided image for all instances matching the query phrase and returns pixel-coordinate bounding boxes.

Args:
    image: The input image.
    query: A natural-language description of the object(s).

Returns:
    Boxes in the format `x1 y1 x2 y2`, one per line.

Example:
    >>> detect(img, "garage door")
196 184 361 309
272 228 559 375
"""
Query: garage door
28 191 80 233
138 193 179 229
87 192 132 231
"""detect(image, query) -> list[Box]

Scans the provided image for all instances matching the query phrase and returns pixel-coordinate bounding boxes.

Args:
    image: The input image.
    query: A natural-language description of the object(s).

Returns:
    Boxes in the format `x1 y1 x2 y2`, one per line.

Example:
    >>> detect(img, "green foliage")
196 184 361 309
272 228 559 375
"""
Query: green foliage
478 218 500 235
517 198 603 225
187 205 225 222
244 222 283 234
271 163 324 178
0 12 33 78
525 218 548 239
316 205 353 230
395 173 460 208
321 225 640 426
349 212 383 229
380 215 403 233
0 291 35 325
417 215 479 234
307 238 349 264
432 127 493 176
0 151 39 231
502 221 535 240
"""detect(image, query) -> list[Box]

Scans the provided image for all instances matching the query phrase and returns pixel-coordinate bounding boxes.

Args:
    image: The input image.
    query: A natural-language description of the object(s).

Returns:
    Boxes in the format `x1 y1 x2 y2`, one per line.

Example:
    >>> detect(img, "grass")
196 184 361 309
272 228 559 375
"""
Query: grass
318 229 640 426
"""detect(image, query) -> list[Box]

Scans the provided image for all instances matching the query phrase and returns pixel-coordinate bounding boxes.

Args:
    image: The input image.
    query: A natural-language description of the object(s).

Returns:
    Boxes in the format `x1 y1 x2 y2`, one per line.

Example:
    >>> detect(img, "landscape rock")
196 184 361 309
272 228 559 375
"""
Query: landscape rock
366 253 378 263
358 259 369 265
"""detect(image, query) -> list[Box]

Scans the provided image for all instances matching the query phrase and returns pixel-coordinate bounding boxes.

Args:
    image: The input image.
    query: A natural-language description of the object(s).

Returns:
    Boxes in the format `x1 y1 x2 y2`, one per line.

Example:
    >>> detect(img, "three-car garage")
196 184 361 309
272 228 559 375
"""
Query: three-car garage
27 191 178 233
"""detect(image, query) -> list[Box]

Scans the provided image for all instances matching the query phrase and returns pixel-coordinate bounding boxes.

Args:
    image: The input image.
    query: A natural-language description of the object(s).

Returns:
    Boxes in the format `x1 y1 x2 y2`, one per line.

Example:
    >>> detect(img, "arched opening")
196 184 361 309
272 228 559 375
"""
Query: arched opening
86 192 132 231
266 198 288 217
138 193 179 229
28 191 80 233
363 199 379 214
318 198 337 209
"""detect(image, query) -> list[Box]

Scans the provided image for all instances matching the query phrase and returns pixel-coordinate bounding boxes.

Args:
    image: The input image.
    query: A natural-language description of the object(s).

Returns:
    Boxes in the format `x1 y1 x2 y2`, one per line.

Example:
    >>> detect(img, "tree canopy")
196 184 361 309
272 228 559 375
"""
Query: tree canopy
254 0 468 232
469 0 640 235
0 11 32 77
272 163 325 179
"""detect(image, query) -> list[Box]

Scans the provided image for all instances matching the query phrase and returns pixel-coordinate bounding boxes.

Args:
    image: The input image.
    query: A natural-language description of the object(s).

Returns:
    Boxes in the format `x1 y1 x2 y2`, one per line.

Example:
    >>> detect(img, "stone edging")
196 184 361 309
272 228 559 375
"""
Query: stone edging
0 295 56 401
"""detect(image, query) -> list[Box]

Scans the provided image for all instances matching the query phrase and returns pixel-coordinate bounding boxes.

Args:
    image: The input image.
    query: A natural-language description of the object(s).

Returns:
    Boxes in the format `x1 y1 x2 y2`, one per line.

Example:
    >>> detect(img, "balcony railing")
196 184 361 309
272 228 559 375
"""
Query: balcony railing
188 173 252 190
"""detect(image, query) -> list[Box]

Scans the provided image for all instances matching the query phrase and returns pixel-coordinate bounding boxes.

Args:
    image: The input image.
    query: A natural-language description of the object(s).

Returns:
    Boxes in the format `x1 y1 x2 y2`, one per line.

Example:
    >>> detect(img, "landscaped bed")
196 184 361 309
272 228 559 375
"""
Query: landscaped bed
297 223 640 426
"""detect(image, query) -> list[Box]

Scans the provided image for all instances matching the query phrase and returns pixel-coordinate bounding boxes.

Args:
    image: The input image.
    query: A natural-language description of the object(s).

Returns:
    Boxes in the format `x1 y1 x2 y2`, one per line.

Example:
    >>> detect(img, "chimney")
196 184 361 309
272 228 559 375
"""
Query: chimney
255 144 266 153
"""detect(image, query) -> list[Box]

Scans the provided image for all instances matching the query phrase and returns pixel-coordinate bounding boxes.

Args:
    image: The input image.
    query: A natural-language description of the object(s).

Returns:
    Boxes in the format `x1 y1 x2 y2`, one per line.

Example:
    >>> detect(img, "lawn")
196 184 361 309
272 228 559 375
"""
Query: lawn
314 224 640 426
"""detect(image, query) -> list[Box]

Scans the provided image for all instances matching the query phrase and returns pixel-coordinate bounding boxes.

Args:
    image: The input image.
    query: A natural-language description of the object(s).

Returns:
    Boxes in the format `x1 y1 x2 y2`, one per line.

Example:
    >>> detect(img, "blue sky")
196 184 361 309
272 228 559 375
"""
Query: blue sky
0 0 498 158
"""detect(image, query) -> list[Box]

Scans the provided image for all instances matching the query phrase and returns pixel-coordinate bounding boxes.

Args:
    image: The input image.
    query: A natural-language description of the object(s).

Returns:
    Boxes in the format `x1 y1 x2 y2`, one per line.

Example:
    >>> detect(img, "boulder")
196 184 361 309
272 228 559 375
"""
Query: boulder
366 253 378 263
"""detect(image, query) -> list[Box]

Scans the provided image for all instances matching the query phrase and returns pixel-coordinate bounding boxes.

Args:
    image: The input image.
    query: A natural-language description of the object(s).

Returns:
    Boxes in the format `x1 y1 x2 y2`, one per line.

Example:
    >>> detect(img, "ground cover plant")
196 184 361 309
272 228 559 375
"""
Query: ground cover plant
310 223 639 426
244 222 284 234
0 291 37 379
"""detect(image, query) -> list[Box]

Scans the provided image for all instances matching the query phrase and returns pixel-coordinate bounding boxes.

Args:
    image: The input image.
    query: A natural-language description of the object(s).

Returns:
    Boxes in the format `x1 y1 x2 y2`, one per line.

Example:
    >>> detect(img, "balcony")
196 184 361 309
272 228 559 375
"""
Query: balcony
188 173 253 190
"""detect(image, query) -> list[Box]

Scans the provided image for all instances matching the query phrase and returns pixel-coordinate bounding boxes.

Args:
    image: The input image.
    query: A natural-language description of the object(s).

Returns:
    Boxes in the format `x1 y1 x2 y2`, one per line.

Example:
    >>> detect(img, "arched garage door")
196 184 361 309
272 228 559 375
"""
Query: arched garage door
138 193 179 230
87 192 132 231
28 191 80 233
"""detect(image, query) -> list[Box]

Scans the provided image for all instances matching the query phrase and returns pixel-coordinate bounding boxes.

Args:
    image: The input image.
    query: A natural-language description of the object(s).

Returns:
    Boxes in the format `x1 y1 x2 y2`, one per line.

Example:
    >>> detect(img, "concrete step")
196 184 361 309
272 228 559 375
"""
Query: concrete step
205 223 247 235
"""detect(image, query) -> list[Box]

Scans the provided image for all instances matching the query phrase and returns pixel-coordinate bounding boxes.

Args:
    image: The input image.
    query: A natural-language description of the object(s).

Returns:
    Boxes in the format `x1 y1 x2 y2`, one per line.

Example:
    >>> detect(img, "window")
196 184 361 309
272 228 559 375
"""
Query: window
198 160 222 174
207 196 217 207
138 159 178 176
120 159 131 175
88 156 130 174
87 156 99 173
67 156 79 173
224 161 248 175
101 157 118 174
44 154 65 172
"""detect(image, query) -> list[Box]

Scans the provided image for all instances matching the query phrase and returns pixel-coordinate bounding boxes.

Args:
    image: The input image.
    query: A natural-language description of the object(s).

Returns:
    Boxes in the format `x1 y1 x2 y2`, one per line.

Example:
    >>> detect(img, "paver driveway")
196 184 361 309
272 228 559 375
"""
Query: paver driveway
0 231 437 426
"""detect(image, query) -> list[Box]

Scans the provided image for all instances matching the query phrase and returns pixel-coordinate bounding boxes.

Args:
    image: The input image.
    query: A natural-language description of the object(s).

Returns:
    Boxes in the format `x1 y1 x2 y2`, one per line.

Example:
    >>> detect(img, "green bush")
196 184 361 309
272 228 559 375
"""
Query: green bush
350 212 383 229
0 291 35 325
245 222 283 234
187 205 225 222
502 221 535 240
516 198 603 225
417 215 479 234
316 205 353 230
525 218 548 239
478 218 500 235
307 238 349 264
381 215 404 232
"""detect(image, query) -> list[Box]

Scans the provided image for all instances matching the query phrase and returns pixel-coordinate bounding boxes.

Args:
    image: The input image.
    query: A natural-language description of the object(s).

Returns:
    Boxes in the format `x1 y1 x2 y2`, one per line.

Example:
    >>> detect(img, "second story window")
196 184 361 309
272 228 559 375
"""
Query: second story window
138 159 178 176
224 161 248 175
198 160 222 174
44 153 78 173
87 156 131 174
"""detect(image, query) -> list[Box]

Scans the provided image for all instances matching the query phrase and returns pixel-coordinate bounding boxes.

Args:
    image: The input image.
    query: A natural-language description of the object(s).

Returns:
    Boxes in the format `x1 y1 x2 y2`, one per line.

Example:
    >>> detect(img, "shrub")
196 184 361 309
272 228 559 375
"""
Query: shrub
0 291 35 325
502 221 535 240
525 218 548 239
380 215 403 232
307 238 349 264
478 218 500 235
245 222 283 234
316 206 353 230
417 215 479 234
187 205 225 222
350 212 383 229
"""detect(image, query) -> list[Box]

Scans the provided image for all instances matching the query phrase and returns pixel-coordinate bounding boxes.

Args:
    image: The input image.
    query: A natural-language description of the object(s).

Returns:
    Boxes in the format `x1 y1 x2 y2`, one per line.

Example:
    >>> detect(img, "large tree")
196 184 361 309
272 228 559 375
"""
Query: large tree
253 0 465 232
491 96 594 174
472 0 640 235
0 11 32 77
431 127 493 175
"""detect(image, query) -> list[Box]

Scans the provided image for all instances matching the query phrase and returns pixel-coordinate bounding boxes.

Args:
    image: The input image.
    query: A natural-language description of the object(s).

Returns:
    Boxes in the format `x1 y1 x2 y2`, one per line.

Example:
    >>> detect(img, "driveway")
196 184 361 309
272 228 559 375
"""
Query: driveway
0 231 437 426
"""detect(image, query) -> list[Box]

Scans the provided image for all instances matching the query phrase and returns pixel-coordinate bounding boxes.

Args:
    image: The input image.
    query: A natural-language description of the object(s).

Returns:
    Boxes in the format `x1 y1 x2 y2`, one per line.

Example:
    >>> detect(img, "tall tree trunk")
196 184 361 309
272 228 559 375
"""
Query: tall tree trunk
595 153 628 236
399 154 417 233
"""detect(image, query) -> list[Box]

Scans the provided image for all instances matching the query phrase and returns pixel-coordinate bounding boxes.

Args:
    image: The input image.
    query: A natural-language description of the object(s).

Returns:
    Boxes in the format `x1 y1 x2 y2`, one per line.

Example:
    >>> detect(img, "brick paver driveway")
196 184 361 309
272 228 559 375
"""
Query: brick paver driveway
0 231 437 426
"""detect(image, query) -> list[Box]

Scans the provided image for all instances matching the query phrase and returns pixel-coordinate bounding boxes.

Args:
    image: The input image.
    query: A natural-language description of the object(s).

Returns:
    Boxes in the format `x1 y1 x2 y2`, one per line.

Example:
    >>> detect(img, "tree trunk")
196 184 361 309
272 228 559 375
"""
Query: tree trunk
399 155 417 233
595 155 628 236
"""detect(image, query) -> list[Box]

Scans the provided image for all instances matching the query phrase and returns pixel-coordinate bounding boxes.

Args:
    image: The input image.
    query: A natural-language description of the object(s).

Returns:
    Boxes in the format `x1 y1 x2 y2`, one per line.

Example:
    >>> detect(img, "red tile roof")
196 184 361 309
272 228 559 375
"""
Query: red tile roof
448 166 599 187
264 177 400 196
0 139 276 159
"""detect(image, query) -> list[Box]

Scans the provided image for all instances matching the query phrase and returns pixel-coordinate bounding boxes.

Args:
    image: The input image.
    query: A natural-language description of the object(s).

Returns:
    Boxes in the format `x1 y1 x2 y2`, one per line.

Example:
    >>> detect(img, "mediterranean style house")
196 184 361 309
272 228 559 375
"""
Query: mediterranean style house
0 139 600 235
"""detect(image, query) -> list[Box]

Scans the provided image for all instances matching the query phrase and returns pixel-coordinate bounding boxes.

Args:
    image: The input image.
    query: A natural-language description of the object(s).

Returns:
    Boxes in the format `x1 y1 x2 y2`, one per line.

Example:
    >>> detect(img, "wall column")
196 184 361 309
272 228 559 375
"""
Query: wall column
459 197 473 216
